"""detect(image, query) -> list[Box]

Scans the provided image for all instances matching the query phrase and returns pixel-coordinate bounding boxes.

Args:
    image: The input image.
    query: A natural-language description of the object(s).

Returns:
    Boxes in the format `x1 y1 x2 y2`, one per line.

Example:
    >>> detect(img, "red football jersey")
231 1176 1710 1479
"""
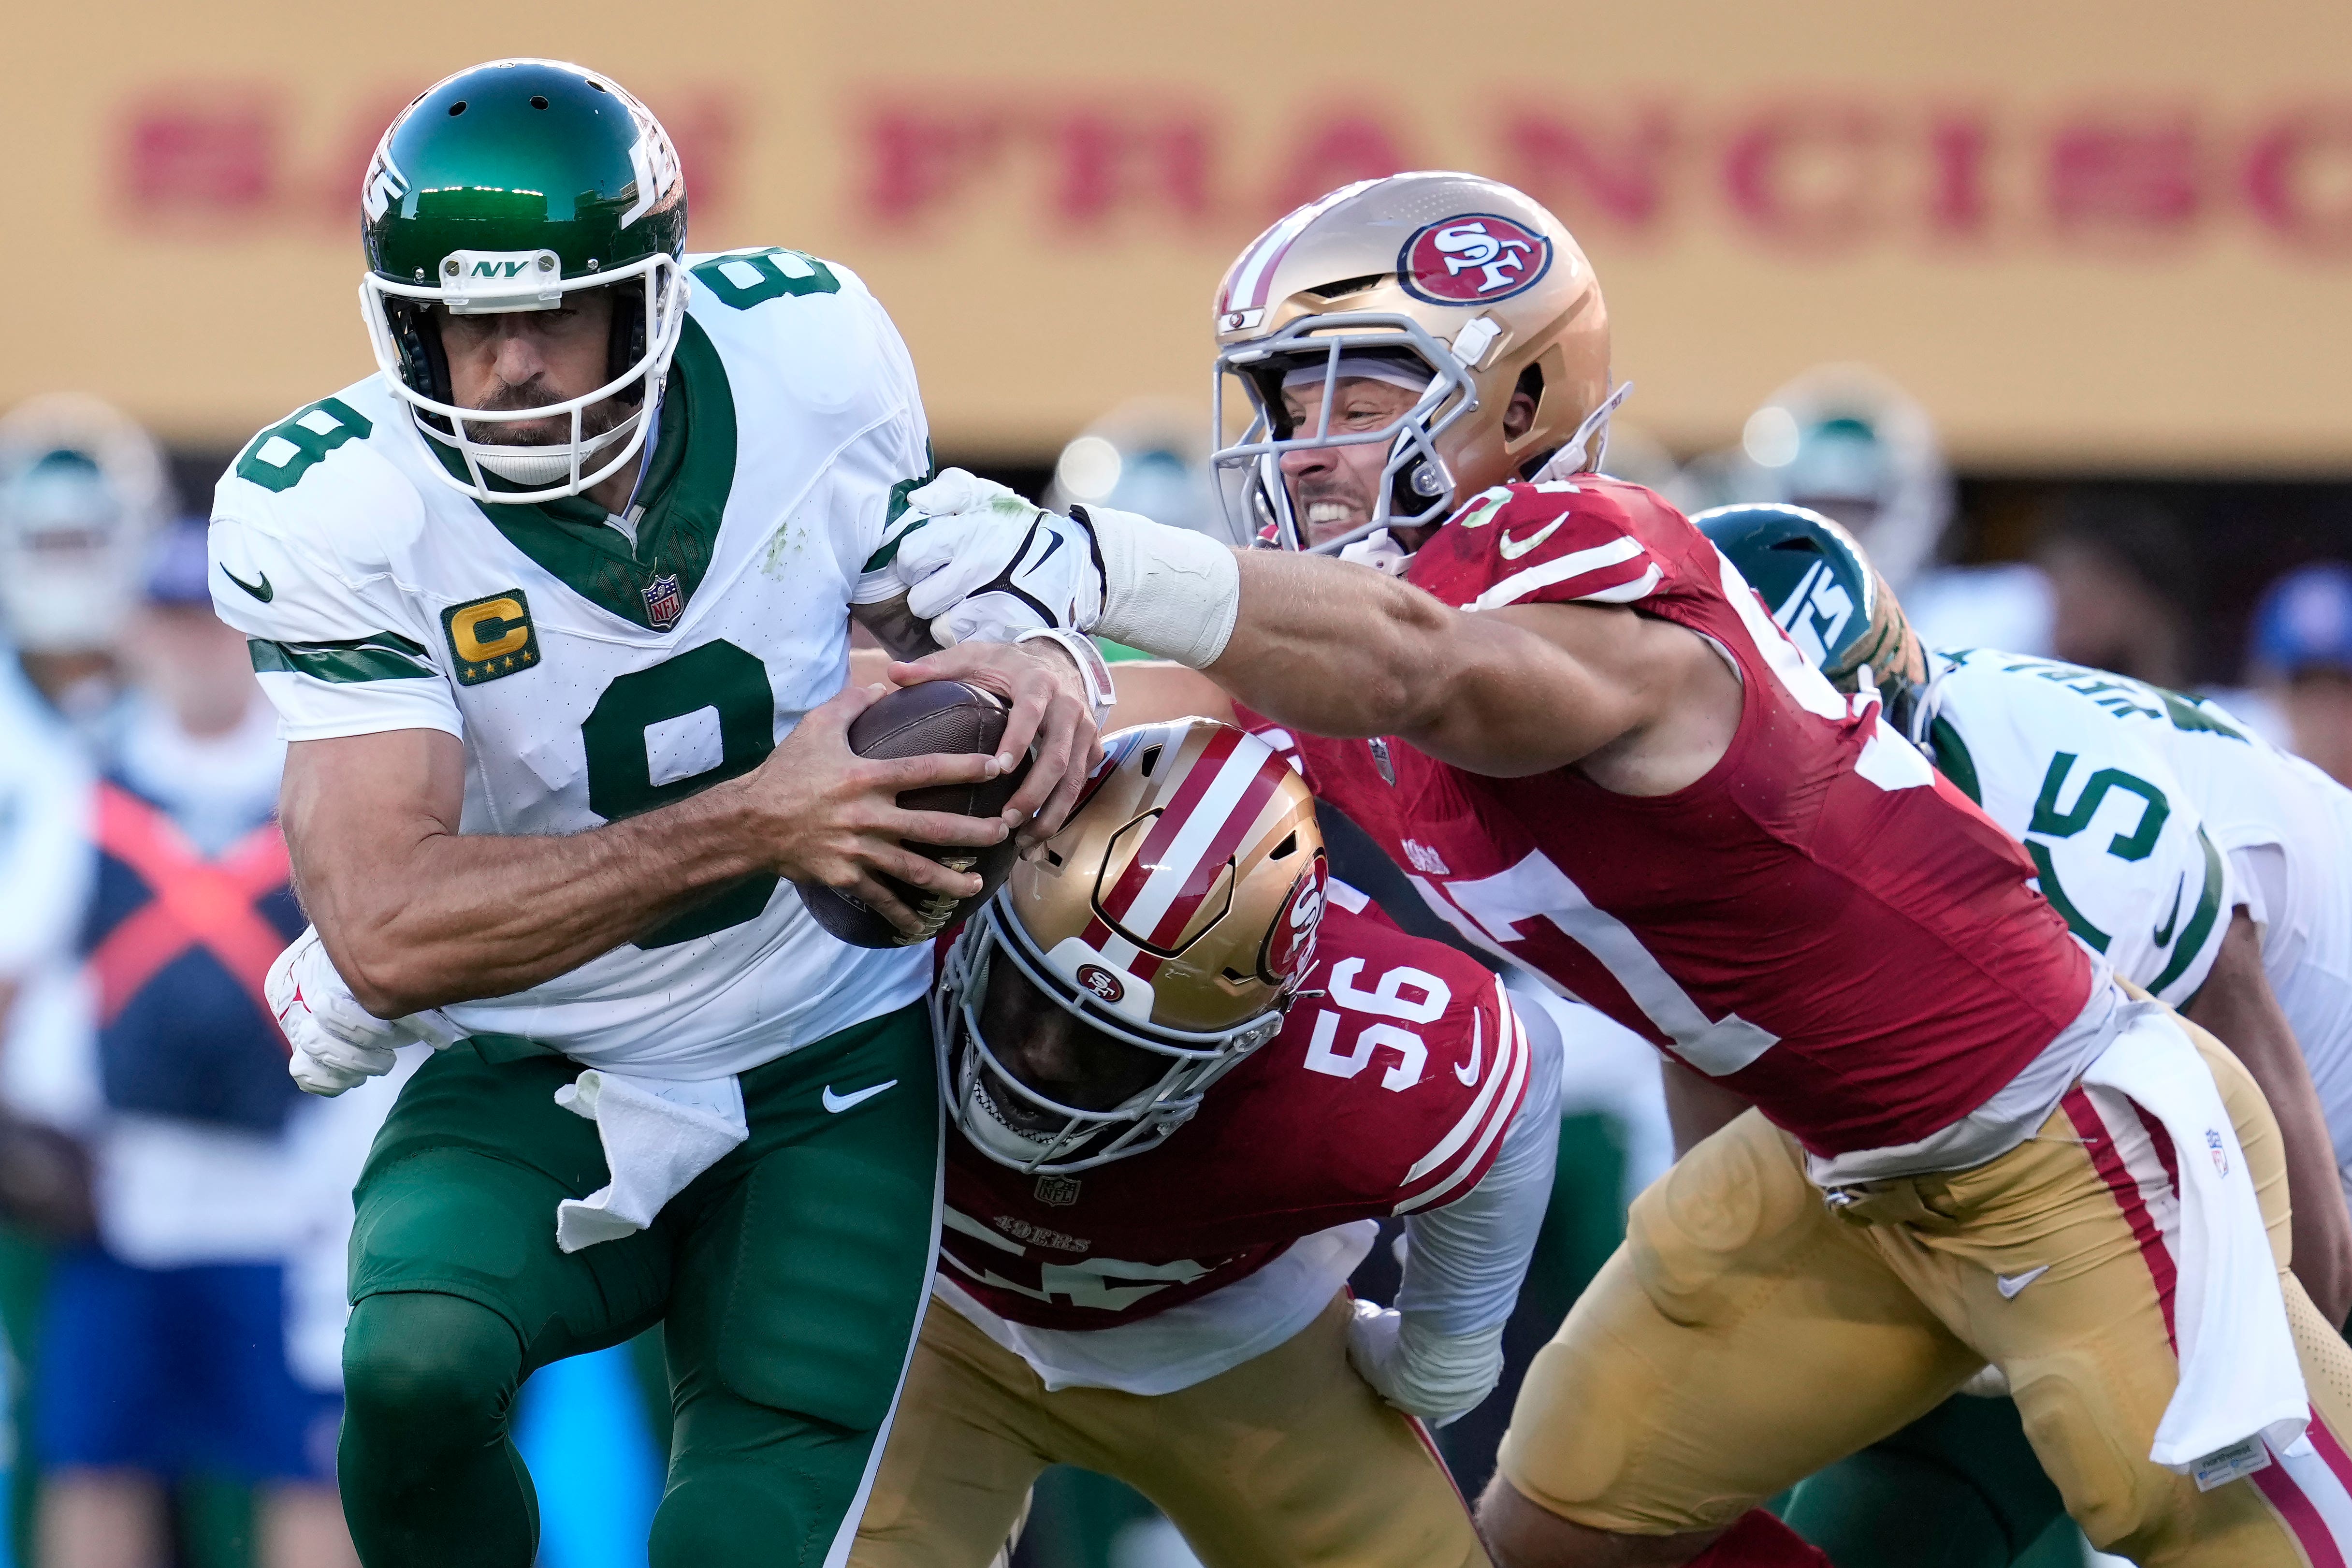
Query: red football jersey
940 903 1525 1332
1237 478 2093 1158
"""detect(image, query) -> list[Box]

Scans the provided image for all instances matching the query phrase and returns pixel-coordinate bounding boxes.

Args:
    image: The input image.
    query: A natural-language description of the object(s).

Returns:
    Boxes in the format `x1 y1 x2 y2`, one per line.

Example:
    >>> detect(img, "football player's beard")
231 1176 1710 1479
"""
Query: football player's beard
460 388 631 451
1291 473 1377 547
462 387 638 489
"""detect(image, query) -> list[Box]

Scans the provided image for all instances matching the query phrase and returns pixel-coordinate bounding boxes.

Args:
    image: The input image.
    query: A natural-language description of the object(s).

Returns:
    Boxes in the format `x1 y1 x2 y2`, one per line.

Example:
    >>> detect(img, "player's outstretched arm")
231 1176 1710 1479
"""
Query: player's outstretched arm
881 481 1736 783
2184 911 2352 1327
1210 550 1733 781
283 682 1011 1018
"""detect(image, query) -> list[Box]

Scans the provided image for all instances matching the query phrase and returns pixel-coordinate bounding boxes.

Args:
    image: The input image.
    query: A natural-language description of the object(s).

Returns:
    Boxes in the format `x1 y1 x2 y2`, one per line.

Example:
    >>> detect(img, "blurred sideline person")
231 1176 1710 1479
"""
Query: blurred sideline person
0 394 168 1566
1703 364 2058 658
876 171 2352 1567
855 719 1556 1567
2035 494 2200 691
37 521 358 1568
0 395 166 742
217 59 1098 1568
2250 563 2352 788
1704 503 2352 1568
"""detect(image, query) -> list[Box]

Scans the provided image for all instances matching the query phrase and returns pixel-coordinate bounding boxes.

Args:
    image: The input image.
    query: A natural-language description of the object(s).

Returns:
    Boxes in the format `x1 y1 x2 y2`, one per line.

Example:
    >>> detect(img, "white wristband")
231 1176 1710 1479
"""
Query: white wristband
1079 504 1242 670
1015 627 1116 726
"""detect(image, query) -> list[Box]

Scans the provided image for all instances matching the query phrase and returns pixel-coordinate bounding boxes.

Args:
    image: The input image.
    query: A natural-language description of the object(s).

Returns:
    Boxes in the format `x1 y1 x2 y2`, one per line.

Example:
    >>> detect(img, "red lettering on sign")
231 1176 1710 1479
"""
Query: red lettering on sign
1502 107 1672 230
2244 109 2352 252
655 92 742 222
121 91 278 218
2047 110 2201 236
1723 106 1885 246
861 106 1007 226
1925 112 1993 236
1049 108 1213 225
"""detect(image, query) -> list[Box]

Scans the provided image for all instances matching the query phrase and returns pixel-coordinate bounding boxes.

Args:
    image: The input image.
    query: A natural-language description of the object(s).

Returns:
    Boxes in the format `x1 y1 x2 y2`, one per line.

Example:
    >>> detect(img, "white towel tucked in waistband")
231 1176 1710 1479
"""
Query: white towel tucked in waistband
2079 1001 2308 1475
552 1070 749 1254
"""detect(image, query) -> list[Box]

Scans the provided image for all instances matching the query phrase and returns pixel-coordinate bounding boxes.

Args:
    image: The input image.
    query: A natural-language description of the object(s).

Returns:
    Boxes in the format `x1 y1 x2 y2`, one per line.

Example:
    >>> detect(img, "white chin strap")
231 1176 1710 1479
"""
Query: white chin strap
472 412 641 487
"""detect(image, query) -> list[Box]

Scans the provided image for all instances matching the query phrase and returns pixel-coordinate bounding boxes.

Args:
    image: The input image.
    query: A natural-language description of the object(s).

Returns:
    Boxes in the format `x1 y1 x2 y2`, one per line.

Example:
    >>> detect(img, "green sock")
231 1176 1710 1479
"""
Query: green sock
1782 1395 2066 1568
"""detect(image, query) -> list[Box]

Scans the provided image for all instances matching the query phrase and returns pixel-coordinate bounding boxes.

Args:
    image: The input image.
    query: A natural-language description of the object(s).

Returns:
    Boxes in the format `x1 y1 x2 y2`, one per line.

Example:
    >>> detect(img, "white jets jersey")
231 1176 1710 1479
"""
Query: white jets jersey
1916 649 2352 1199
208 251 932 1078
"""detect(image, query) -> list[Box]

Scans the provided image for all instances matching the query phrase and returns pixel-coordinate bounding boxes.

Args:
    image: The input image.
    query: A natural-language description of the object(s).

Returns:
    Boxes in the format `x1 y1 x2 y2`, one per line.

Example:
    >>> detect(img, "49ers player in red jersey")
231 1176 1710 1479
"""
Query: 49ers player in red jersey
876 173 2352 1568
851 718 1558 1568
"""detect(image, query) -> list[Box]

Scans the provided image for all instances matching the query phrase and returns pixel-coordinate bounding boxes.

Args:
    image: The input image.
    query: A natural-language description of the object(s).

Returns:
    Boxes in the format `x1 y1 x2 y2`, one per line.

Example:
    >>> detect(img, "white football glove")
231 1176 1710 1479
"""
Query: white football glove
267 927 462 1097
1344 1300 1507 1427
888 469 1105 645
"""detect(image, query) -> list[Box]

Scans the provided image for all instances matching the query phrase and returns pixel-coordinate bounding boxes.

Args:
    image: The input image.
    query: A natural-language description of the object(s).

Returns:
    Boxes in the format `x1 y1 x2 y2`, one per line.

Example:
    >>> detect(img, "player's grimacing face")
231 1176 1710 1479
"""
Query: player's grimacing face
437 294 620 447
977 958 1168 1128
1277 377 1422 547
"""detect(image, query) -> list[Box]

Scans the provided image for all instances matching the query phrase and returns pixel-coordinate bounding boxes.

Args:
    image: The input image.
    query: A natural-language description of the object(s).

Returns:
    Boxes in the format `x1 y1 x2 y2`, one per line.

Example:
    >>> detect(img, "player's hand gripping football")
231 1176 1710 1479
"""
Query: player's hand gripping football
739 682 1029 935
886 468 1110 644
269 926 462 1096
885 637 1105 852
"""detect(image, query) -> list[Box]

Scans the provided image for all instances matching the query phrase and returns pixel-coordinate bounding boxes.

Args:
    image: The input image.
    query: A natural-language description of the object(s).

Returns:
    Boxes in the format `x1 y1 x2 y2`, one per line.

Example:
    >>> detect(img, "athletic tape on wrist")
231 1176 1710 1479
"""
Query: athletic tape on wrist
1080 504 1241 670
1015 626 1116 725
1391 1317 1507 1414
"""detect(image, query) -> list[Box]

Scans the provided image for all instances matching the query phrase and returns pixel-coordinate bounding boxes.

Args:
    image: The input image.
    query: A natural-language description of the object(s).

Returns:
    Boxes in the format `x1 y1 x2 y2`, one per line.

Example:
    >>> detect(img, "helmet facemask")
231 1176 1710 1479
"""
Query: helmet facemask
1212 314 1477 556
937 897 1287 1174
360 251 686 505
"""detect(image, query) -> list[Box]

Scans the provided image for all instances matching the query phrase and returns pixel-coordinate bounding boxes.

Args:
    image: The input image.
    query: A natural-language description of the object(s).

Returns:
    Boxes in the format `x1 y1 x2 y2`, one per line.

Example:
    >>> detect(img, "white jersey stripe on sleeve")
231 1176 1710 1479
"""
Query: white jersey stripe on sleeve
1467 537 1649 611
1397 1002 1531 1214
1401 983 1517 1184
1400 981 1524 1201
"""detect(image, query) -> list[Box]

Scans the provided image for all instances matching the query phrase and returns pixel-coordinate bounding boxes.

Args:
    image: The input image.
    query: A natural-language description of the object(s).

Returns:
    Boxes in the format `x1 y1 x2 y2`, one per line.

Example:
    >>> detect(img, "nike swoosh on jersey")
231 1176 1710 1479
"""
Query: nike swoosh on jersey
1996 1263 2051 1299
1497 517 1566 561
822 1079 898 1114
220 563 274 603
2152 873 2186 947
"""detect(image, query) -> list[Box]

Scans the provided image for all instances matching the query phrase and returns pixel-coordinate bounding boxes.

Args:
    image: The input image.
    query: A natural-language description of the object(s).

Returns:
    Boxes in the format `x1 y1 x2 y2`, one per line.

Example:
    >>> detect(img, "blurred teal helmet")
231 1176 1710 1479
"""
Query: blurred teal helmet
1695 502 1918 708
1739 364 1951 593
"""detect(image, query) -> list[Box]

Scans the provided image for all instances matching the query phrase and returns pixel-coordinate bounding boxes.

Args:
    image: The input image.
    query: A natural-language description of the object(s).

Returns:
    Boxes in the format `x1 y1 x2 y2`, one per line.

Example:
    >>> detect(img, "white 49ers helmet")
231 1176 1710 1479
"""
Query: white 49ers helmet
939 719 1326 1173
1211 171 1617 553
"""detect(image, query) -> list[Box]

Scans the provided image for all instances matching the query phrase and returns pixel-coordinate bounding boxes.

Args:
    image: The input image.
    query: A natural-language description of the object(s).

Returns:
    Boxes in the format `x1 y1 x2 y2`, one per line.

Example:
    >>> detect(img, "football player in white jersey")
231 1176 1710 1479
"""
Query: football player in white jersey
1703 502 2352 1568
207 59 1098 1568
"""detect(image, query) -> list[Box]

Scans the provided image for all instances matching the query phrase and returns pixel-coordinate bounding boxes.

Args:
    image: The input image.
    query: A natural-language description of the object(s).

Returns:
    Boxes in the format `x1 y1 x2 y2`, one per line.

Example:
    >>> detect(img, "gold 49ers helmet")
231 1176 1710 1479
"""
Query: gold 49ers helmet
1210 171 1618 553
938 719 1327 1173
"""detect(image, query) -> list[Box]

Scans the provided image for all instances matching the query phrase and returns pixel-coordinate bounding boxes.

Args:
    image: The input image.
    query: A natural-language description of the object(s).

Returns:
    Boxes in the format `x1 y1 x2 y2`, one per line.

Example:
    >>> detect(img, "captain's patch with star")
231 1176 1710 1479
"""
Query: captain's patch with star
442 590 542 686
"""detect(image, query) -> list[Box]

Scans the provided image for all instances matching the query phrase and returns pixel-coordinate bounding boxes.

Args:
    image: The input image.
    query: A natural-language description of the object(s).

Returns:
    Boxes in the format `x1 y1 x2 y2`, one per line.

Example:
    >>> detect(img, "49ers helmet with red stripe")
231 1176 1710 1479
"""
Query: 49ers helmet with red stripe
939 719 1326 1172
1210 171 1617 554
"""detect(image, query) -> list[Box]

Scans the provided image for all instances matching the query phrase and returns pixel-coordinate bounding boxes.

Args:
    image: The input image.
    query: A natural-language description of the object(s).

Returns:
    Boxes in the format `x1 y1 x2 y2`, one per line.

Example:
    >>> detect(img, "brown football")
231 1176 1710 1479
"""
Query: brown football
795 680 1033 949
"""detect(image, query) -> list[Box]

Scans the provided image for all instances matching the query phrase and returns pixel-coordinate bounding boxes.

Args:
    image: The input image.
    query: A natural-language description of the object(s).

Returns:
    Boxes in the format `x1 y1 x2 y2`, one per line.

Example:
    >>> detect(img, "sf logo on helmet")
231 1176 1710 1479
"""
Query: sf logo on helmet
1398 214 1554 304
1075 964 1127 1004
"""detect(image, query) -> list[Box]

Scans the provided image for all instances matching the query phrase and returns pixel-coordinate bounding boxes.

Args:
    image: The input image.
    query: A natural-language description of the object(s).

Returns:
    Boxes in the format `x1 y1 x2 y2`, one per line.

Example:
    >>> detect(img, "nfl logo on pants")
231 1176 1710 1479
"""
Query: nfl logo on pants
642 573 684 631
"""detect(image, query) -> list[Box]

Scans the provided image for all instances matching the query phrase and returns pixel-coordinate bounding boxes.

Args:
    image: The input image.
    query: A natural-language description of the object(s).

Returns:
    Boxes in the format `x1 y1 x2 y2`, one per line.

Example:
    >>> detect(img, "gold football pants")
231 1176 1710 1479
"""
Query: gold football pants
852 1292 1490 1568
1500 1018 2352 1566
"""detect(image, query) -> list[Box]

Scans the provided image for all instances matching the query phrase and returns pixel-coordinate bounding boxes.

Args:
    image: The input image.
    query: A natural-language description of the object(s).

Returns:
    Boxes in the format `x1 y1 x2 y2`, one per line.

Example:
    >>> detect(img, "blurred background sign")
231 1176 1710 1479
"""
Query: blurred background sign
9 0 2352 468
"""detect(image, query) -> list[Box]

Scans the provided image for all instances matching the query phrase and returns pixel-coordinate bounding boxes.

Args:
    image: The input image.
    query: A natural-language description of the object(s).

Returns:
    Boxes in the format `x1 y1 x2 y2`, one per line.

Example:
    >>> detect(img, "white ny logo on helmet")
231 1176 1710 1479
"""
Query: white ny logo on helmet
1433 223 1535 294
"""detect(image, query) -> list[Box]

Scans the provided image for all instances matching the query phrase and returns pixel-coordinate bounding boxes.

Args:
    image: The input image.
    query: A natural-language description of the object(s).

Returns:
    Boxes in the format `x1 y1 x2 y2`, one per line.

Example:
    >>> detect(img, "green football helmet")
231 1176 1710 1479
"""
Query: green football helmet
1695 502 1920 715
358 58 688 503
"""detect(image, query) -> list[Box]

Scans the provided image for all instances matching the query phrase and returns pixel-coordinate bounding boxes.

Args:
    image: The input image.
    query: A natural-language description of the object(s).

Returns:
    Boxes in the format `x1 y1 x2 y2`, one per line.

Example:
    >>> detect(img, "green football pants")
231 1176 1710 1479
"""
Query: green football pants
337 1005 941 1568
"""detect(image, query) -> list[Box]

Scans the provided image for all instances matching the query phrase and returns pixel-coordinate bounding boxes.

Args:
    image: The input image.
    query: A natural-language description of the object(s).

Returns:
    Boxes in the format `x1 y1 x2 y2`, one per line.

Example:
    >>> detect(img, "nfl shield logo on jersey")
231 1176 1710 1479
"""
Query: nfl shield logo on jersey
1033 1175 1082 1207
642 572 684 630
